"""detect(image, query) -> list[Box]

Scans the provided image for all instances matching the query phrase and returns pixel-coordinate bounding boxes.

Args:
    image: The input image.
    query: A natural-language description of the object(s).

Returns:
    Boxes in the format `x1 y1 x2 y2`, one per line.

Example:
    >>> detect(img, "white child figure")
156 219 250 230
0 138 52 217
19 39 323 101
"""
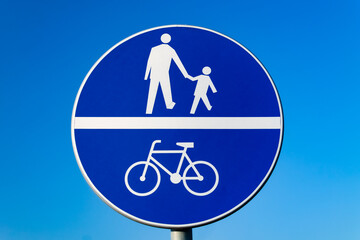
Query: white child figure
188 66 217 114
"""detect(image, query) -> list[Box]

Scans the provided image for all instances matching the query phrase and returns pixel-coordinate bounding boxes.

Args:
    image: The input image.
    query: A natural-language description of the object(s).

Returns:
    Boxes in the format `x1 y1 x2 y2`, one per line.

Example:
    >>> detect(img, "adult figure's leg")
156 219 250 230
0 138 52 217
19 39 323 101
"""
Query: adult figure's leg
190 95 200 114
146 79 160 114
159 75 175 109
201 95 212 110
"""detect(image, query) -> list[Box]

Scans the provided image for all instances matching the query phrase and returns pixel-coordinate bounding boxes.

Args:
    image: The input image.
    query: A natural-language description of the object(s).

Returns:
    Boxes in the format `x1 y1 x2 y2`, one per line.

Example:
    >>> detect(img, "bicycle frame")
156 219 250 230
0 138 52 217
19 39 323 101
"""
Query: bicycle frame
140 140 201 180
125 139 219 197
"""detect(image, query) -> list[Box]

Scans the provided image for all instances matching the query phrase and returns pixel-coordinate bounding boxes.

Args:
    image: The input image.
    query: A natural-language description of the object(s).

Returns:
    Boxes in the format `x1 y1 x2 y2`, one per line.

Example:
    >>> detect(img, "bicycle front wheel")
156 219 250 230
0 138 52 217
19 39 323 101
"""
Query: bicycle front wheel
124 161 160 197
183 161 219 196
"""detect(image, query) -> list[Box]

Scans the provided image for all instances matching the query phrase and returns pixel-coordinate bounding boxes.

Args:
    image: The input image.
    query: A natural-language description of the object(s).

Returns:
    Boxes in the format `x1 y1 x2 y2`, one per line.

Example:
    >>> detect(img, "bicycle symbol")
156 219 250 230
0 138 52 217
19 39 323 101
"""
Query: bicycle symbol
125 140 219 197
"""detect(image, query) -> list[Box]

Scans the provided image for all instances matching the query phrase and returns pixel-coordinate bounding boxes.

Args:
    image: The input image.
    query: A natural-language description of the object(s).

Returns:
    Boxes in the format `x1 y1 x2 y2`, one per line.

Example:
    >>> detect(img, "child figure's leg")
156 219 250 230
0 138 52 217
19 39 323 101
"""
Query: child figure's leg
201 95 212 111
190 95 200 114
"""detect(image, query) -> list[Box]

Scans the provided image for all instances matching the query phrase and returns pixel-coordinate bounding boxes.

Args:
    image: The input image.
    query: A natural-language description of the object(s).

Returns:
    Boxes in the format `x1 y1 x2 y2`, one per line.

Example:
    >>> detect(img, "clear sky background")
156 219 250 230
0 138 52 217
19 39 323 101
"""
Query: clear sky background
0 0 359 239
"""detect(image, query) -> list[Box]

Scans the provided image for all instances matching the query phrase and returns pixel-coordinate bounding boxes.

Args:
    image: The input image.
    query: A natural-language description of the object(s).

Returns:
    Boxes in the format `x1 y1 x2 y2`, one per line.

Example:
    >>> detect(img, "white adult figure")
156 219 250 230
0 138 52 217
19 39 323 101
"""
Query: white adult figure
144 33 190 114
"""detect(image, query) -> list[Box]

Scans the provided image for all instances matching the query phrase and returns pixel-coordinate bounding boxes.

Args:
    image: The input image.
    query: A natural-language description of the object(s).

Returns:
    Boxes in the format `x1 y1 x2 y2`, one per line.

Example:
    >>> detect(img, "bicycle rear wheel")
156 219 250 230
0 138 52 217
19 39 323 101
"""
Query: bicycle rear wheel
125 161 160 197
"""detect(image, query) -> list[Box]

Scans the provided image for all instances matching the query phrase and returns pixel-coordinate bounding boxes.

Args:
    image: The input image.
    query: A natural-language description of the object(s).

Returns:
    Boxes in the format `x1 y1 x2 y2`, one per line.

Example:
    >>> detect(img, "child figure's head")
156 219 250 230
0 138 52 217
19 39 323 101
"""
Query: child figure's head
202 66 211 75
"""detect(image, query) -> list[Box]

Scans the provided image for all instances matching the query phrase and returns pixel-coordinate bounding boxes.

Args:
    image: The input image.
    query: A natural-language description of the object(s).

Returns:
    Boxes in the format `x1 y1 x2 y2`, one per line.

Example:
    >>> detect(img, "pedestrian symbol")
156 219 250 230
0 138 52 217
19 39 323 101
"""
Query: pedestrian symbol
145 33 217 114
188 66 217 114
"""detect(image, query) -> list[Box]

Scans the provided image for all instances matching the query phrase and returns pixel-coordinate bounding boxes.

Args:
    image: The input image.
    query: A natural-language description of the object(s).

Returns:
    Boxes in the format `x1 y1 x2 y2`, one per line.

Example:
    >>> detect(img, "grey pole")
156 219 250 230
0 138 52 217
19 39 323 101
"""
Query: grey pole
171 228 193 240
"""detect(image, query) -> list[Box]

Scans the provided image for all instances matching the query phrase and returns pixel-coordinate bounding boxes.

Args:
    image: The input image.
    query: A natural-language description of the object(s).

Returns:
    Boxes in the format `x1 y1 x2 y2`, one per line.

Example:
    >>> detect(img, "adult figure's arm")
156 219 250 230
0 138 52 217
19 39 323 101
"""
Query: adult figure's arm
144 48 153 80
209 77 217 93
187 75 197 81
171 48 189 78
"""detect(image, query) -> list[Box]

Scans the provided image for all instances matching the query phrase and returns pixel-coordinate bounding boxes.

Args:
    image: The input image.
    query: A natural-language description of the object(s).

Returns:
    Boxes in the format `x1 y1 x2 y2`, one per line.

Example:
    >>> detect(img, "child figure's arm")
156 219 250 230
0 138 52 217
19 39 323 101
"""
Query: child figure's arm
208 77 217 93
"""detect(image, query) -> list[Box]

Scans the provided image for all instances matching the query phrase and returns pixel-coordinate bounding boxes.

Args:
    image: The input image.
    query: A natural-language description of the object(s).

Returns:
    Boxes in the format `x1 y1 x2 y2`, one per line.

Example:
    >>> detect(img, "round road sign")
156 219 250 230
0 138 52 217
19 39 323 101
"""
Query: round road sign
72 25 283 228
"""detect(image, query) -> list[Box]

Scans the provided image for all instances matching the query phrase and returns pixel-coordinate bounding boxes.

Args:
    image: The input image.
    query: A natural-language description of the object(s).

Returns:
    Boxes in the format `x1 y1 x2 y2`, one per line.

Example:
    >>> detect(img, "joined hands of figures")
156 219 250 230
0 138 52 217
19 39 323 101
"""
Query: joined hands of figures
186 75 196 81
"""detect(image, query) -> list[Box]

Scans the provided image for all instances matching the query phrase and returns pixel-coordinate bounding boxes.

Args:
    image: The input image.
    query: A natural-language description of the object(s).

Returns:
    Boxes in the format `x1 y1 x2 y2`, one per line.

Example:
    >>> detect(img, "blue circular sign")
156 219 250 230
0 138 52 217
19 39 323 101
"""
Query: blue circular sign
72 25 283 228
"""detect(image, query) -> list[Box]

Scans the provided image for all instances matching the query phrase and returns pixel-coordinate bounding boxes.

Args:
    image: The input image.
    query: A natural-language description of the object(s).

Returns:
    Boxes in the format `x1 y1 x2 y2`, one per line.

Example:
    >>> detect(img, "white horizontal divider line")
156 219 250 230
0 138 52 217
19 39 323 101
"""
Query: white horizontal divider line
74 117 281 129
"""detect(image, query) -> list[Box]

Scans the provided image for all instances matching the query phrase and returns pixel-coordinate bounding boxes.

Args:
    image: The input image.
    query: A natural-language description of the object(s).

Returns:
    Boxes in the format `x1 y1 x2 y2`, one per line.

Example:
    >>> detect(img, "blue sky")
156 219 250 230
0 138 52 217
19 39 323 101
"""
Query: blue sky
0 0 359 239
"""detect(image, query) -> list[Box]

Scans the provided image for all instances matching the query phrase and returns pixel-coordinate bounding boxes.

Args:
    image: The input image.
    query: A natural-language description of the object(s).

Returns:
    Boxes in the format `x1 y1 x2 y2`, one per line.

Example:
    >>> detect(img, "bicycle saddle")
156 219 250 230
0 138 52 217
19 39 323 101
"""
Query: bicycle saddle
176 142 194 148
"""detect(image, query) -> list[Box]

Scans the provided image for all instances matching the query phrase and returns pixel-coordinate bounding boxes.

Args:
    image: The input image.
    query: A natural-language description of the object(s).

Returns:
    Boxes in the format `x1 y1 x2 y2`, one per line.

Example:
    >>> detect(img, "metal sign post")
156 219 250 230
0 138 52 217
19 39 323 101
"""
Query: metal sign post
72 25 283 234
171 229 192 240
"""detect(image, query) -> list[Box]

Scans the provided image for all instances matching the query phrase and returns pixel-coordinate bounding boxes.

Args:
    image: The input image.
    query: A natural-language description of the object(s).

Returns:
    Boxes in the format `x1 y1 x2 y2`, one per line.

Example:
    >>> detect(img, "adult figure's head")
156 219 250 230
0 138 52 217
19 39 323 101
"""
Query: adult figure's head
161 33 171 44
202 66 211 75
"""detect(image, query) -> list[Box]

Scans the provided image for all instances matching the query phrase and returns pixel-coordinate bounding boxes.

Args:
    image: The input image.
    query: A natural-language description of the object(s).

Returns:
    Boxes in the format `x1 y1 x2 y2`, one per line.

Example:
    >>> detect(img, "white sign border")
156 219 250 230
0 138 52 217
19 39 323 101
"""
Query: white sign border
71 24 284 229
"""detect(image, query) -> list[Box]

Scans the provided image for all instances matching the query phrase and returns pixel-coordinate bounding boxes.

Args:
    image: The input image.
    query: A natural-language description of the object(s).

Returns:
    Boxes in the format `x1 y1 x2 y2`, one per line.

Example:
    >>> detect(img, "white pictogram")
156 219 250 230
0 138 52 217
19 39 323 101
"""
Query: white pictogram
144 34 217 114
144 34 190 114
125 140 219 197
188 66 217 114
